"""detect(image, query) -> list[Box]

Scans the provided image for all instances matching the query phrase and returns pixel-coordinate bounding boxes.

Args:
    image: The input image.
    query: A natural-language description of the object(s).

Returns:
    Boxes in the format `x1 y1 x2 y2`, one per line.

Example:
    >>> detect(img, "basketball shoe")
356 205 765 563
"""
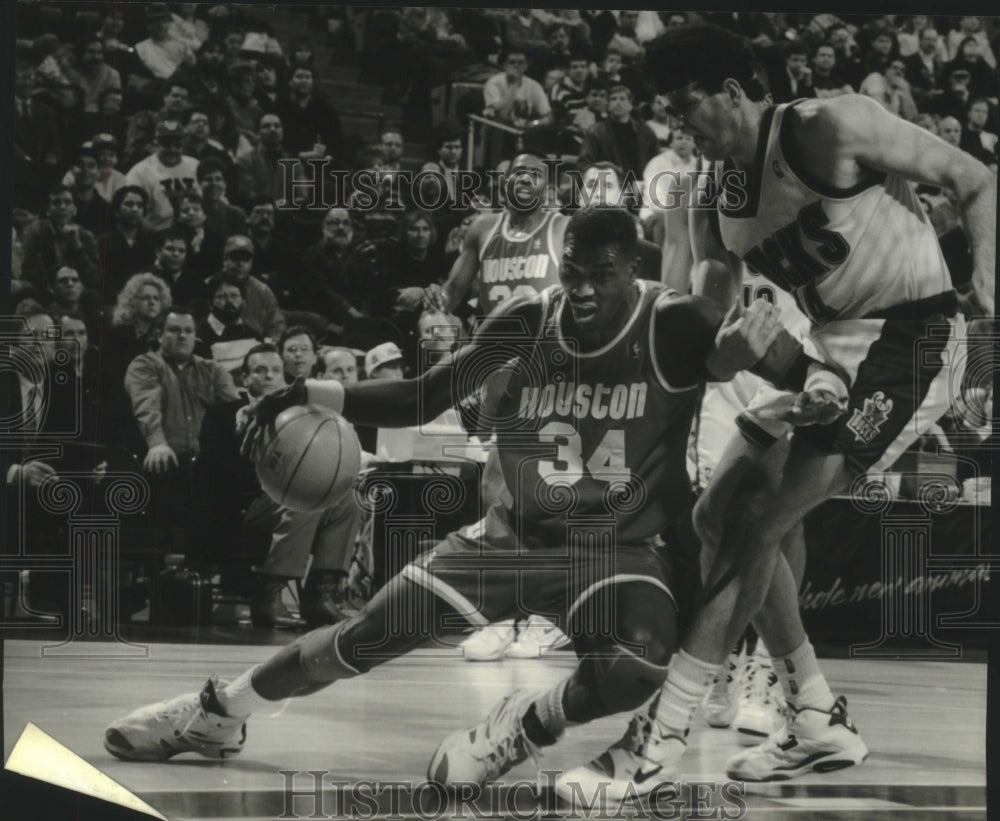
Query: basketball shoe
555 703 684 805
427 689 545 787
505 615 572 659
733 652 785 746
460 621 517 661
726 695 868 781
701 644 744 728
104 677 246 761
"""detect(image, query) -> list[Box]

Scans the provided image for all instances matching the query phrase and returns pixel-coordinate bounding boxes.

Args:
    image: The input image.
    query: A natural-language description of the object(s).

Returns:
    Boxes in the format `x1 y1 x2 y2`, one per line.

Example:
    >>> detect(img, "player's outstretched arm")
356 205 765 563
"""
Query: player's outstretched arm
791 95 995 316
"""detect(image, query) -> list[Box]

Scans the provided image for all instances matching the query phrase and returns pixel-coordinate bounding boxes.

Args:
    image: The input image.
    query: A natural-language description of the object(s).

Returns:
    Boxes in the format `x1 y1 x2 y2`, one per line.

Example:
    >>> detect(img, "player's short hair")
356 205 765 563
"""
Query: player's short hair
242 342 280 372
645 24 768 101
278 325 318 354
564 208 637 258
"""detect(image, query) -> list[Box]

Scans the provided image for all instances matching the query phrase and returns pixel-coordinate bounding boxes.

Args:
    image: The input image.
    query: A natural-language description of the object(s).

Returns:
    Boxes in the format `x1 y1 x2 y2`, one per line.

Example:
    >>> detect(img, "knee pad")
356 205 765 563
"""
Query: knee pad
298 621 363 683
590 644 670 715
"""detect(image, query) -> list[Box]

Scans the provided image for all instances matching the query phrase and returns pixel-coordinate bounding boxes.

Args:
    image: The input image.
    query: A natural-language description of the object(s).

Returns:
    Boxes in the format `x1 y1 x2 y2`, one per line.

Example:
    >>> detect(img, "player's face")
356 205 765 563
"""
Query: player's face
662 85 733 161
282 334 317 378
245 352 285 397
320 351 358 384
159 312 196 361
505 155 547 210
560 240 637 331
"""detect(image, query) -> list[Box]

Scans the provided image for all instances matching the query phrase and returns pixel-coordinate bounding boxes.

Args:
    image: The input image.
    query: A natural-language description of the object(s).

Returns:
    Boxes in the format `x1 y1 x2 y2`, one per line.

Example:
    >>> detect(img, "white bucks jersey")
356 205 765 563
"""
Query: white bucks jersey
716 102 952 322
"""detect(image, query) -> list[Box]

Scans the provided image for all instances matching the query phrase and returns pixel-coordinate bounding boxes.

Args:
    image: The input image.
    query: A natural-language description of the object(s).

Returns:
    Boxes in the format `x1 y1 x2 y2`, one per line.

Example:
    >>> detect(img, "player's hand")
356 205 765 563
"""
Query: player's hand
707 298 782 379
238 376 309 457
394 287 426 312
423 283 449 313
143 444 178 474
10 460 57 489
754 389 848 426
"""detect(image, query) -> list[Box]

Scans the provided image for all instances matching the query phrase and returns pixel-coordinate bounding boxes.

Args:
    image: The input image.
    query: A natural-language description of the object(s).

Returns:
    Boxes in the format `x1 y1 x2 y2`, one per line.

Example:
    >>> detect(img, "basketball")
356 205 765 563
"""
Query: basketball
254 404 362 512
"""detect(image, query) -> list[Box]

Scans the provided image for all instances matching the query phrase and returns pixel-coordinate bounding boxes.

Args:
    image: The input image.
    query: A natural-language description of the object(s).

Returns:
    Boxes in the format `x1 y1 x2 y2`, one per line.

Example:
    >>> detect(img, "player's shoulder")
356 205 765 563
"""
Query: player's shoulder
786 95 883 141
470 210 504 241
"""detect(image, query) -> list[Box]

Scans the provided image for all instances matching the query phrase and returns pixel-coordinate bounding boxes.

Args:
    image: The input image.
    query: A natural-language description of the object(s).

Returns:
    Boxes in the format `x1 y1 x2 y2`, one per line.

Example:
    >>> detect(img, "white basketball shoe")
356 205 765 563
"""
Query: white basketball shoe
459 620 517 661
733 652 786 746
701 644 744 728
428 689 545 787
104 676 246 761
726 695 869 781
505 615 572 659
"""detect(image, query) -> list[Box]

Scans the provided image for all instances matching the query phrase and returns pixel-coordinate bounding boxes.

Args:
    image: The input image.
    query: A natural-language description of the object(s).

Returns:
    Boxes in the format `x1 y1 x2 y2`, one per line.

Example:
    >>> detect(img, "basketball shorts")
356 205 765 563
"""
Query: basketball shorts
797 313 966 474
399 504 676 633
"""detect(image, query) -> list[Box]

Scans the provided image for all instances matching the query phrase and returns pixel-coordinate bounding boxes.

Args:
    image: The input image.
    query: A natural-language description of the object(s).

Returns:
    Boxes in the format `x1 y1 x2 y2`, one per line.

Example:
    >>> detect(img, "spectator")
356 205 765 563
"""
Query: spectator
176 190 225 281
365 342 406 380
945 17 996 69
64 134 127 206
577 85 658 181
961 98 998 160
194 272 262 382
379 211 451 321
134 3 196 81
812 44 854 98
14 53 62 212
483 48 553 126
529 23 574 82
904 27 946 107
53 309 101 442
860 57 918 120
124 83 192 168
217 235 286 340
279 325 319 381
67 142 111 237
607 11 645 65
419 124 466 230
147 228 202 307
944 36 995 101
642 126 699 219
65 33 121 115
197 157 247 239
225 60 265 144
182 109 236 181
124 120 201 233
298 208 372 325
348 147 405 247
769 42 817 103
245 197 298 285
825 23 866 90
863 30 898 76
170 3 210 52
572 79 609 132
47 266 102 338
286 36 316 73
939 115 963 147
318 347 359 383
503 9 548 54
173 37 228 118
106 272 171 386
380 127 405 173
254 55 283 114
277 64 344 163
581 11 619 53
644 95 673 149
550 51 593 126
235 112 295 204
21 185 101 292
97 185 157 300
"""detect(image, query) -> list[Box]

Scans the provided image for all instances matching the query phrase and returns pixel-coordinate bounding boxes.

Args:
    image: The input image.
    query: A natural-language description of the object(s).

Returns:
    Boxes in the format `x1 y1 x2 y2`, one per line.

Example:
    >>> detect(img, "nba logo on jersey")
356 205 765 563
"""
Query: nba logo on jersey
847 391 893 443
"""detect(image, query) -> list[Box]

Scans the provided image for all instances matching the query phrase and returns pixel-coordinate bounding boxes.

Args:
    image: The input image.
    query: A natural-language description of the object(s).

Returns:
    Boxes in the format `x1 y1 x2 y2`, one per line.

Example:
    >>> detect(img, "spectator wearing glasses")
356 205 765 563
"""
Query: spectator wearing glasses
298 208 373 328
182 109 235 175
217 235 286 340
124 120 201 233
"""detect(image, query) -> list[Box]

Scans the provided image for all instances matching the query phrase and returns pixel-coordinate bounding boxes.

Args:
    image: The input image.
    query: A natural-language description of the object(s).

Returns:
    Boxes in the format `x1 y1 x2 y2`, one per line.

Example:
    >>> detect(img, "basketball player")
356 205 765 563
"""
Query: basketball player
102 209 844 789
563 24 995 800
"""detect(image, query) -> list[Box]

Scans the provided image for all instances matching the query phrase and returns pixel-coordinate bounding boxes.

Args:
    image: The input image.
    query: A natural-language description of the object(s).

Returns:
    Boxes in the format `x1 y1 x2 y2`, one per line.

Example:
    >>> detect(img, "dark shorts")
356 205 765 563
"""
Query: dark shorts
796 314 965 475
399 505 676 633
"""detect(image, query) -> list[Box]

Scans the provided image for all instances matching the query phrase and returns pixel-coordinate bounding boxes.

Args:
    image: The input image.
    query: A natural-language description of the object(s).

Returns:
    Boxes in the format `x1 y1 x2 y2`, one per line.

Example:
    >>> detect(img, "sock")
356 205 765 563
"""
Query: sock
219 666 276 718
771 640 835 711
755 638 770 660
654 650 718 735
529 678 576 743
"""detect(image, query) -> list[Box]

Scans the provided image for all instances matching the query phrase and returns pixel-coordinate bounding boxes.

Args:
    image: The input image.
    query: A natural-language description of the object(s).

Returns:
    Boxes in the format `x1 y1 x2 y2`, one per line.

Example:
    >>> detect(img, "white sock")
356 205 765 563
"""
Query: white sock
533 678 578 736
771 640 835 711
654 650 718 735
218 666 275 718
755 638 770 660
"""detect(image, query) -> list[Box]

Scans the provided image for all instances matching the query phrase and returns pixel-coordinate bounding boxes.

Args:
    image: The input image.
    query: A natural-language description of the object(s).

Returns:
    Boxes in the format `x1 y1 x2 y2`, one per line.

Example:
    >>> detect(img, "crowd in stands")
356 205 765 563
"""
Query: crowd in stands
8 4 997 626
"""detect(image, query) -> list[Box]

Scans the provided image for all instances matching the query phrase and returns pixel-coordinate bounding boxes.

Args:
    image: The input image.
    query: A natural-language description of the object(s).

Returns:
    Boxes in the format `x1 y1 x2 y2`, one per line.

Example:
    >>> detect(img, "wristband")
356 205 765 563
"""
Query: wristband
804 367 848 402
306 379 345 414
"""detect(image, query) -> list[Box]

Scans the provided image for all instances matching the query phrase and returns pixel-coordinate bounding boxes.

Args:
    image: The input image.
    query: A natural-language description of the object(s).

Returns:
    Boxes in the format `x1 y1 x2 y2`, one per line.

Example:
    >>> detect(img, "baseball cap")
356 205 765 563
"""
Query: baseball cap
155 120 184 138
223 235 255 255
91 133 119 151
365 342 404 375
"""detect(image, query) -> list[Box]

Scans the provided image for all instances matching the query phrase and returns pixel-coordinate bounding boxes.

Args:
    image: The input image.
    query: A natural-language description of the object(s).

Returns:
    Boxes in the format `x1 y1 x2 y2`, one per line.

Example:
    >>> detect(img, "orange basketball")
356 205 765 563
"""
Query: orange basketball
255 404 362 512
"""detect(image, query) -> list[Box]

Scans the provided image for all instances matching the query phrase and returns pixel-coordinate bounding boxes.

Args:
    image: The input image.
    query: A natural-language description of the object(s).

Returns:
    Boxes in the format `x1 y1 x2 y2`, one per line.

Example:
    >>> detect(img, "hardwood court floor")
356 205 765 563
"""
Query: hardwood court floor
2 640 987 820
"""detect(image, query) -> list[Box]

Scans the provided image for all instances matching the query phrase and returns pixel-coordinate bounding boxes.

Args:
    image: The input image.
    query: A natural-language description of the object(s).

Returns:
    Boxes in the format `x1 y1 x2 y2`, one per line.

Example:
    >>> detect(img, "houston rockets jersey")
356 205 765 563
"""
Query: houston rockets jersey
478 210 563 314
716 101 952 323
491 280 708 545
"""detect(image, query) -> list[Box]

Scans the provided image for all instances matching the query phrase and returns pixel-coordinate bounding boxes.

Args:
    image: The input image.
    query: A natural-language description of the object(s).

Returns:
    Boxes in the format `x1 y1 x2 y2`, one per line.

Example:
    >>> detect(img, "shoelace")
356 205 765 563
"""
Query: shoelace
476 697 537 779
612 711 653 755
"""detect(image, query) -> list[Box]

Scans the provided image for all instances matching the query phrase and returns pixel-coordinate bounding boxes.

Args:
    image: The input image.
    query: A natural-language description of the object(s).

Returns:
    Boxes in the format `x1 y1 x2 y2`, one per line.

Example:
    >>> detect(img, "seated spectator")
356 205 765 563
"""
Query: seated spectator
860 56 918 120
194 272 262 383
134 3 196 81
225 60 265 144
483 48 553 126
961 98 999 160
419 124 468 235
318 347 359 384
298 208 374 325
53 308 103 444
571 79 609 133
768 42 818 103
286 36 317 74
607 11 645 65
182 109 236 182
529 23 574 83
365 342 406 380
644 95 673 149
944 37 995 101
812 43 854 98
65 33 121 115
14 53 63 213
125 305 238 554
98 185 157 300
217 235 286 339
170 3 210 52
945 17 997 70
348 147 404 247
47 266 102 338
904 27 945 108
577 85 658 183
378 210 451 322
235 112 296 205
124 120 201 233
551 50 592 126
254 54 283 114
245 197 299 286
64 134 127 206
503 9 548 54
380 127 406 174
147 227 203 307
195 157 245 238
21 185 101 293
172 37 228 119
938 115 964 148
279 325 319 382
825 23 866 90
595 47 646 101
176 190 225 282
861 29 898 77
581 10 620 54
278 64 344 163
105 272 171 389
66 141 111 237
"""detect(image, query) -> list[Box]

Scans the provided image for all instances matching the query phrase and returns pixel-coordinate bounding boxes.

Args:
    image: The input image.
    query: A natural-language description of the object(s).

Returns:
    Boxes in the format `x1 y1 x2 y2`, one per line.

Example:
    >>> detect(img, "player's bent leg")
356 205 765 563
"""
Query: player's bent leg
105 574 465 762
